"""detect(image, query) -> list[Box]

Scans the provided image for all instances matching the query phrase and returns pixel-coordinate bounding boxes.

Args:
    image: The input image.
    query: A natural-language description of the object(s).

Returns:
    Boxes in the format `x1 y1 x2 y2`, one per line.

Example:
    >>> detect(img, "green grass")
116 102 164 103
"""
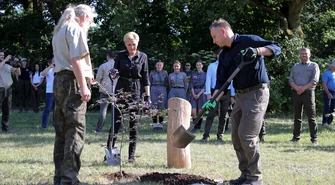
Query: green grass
0 111 334 185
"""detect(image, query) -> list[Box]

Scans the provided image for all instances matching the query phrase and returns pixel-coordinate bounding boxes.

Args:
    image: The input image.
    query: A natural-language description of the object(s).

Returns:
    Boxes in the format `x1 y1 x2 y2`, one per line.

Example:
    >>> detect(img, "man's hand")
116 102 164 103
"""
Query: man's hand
80 86 91 102
241 47 258 58
144 95 151 106
202 100 217 114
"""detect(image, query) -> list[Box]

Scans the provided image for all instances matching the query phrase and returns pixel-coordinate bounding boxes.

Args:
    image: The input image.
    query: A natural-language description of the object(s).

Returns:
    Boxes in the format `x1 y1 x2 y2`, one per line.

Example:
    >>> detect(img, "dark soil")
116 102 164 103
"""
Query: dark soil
105 171 217 185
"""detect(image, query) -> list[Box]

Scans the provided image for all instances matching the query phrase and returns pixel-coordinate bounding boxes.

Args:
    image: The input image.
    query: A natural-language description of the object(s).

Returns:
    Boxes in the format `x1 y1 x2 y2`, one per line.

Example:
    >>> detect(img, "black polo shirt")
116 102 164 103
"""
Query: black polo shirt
215 33 281 90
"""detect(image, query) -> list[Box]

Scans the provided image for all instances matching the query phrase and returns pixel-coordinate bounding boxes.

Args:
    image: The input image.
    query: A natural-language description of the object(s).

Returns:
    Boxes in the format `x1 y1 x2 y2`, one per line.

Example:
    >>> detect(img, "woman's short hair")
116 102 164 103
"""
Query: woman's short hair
123 32 140 43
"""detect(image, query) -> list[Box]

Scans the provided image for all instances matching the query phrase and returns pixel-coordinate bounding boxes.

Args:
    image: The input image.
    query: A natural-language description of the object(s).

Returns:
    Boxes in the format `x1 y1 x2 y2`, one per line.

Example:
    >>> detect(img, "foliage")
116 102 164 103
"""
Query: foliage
0 0 334 113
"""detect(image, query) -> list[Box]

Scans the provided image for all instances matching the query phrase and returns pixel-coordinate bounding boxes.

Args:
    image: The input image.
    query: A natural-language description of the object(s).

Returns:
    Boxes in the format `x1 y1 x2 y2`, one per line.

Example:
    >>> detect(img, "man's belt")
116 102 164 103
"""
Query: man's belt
172 86 184 89
120 76 140 82
152 84 165 87
236 83 268 94
193 86 203 89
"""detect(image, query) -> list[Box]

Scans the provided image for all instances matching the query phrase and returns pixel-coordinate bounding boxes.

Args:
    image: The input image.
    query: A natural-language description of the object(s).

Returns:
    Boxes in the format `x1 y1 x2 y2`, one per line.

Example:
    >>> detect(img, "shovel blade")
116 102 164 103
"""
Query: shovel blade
105 148 120 166
172 125 196 148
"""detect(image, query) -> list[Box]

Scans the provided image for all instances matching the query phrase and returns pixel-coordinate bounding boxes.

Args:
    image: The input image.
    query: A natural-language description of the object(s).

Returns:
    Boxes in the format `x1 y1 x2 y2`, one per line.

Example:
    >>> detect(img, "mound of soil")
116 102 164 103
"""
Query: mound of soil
105 171 217 185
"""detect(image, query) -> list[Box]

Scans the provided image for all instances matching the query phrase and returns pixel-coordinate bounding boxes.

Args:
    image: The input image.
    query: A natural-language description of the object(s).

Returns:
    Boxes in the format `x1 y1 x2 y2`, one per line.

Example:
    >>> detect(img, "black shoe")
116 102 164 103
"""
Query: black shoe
290 138 299 143
242 179 263 185
259 136 265 143
229 176 246 184
311 140 318 146
201 135 209 142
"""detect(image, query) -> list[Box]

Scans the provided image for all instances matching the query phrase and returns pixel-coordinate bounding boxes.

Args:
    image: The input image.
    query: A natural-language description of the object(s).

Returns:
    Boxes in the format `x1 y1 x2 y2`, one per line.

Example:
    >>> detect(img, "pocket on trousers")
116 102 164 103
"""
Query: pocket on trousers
65 100 87 126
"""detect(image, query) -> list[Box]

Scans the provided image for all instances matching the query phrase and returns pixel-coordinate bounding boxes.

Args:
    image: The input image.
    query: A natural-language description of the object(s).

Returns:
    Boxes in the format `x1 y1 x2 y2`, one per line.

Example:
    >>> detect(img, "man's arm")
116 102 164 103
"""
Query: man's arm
71 57 91 102
0 55 11 69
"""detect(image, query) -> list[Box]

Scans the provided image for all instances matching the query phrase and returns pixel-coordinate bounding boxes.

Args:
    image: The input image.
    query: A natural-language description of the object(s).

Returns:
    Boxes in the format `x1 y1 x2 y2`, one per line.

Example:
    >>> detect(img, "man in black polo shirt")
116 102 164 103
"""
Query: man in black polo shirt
203 18 281 185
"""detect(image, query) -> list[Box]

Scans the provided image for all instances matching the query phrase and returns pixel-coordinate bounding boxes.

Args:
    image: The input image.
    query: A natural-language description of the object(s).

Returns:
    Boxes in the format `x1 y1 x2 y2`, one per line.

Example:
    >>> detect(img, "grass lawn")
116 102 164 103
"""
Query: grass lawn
0 111 334 185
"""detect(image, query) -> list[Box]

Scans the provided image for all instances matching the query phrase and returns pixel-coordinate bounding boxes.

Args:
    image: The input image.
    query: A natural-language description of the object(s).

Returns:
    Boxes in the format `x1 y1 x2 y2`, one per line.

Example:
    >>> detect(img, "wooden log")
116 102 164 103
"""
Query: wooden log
167 97 192 169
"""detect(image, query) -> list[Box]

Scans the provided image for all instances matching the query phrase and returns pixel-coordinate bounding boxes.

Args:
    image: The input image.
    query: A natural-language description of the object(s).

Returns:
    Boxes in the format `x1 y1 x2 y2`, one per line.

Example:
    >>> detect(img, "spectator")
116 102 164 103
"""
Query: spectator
52 4 95 184
289 48 319 146
184 62 193 102
190 60 206 133
321 61 335 126
30 63 44 113
149 60 168 130
202 49 235 141
17 57 31 113
0 50 21 133
168 60 187 100
93 50 117 134
41 59 55 128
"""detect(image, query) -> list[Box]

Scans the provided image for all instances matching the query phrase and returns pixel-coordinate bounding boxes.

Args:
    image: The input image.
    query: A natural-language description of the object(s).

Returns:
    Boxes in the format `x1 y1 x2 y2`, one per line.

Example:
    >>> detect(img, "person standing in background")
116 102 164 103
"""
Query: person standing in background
289 48 319 146
17 57 31 113
41 59 55 128
184 62 193 102
93 50 117 134
30 63 44 113
52 4 95 184
190 60 207 133
168 60 187 100
202 49 235 141
0 50 21 133
321 61 335 126
149 60 168 130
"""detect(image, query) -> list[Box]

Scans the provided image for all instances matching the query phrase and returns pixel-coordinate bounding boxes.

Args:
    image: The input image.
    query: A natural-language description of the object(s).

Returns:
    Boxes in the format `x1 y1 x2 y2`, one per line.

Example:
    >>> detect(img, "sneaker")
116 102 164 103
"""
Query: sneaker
259 136 265 143
153 123 163 130
312 140 318 146
229 176 246 184
92 130 101 134
322 123 328 126
201 135 209 142
242 179 263 185
290 138 299 143
128 158 136 163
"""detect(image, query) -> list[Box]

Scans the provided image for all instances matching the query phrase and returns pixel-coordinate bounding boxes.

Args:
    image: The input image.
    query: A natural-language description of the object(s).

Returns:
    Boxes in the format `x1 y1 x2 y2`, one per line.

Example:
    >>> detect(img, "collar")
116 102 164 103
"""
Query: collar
300 61 311 65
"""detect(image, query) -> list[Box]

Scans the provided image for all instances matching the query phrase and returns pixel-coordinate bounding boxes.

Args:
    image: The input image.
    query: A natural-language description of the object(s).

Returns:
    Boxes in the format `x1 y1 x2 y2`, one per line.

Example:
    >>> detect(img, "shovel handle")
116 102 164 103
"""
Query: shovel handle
187 56 255 132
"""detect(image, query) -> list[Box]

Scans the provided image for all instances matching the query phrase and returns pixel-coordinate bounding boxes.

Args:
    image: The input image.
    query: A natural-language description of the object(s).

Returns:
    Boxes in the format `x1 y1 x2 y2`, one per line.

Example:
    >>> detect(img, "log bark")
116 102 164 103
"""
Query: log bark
167 98 192 169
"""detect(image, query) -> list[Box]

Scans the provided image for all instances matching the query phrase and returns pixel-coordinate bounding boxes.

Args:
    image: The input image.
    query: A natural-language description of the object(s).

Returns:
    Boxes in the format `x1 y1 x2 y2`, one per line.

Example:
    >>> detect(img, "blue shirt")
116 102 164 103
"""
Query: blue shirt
206 60 235 96
215 34 281 90
322 70 335 92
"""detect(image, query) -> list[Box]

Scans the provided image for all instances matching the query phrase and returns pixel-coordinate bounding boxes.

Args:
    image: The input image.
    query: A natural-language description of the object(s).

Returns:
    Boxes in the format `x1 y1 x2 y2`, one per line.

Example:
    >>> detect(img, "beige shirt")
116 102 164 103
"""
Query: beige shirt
52 21 93 79
0 64 16 88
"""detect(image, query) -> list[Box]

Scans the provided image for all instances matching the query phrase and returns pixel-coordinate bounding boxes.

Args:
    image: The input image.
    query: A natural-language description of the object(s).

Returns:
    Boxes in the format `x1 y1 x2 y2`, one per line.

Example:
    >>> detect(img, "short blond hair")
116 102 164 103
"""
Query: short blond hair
123 32 140 43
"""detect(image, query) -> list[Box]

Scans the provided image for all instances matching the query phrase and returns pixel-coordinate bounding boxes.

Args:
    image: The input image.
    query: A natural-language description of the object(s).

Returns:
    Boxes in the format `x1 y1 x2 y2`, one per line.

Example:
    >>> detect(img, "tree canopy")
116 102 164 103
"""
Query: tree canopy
0 0 334 112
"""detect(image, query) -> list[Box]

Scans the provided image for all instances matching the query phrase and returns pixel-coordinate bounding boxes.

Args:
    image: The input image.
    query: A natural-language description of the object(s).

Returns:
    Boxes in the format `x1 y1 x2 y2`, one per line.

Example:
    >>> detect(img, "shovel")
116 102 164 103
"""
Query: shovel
105 76 121 166
172 56 254 148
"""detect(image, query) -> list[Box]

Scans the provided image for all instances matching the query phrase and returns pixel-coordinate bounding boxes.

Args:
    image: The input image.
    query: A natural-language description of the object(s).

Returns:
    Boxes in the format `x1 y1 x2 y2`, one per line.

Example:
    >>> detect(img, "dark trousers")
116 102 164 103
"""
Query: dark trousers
95 93 110 132
292 90 318 142
0 87 12 132
322 90 335 124
203 90 230 137
31 84 42 113
53 71 86 185
108 78 140 160
18 79 30 111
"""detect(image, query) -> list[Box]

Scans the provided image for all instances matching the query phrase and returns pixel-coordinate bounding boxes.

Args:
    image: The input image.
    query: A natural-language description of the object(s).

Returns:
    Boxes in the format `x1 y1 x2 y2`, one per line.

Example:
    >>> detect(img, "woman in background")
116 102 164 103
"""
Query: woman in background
149 60 168 130
168 60 187 100
190 60 206 133
30 63 44 113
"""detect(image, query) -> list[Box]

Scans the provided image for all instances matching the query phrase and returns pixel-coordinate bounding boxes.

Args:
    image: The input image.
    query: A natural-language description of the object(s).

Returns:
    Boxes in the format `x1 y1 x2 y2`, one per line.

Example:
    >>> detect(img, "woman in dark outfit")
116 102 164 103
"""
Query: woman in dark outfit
109 32 150 163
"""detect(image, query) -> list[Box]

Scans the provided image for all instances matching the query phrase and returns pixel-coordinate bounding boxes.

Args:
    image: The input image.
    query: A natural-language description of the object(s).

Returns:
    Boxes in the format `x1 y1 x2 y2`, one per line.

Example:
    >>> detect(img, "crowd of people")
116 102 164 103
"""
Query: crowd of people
1 3 334 185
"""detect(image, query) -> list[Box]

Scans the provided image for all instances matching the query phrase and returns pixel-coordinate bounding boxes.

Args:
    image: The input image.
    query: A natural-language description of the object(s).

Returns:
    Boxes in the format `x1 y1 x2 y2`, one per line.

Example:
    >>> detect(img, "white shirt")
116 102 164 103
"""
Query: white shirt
95 59 118 94
205 60 235 96
45 68 54 93
30 72 43 84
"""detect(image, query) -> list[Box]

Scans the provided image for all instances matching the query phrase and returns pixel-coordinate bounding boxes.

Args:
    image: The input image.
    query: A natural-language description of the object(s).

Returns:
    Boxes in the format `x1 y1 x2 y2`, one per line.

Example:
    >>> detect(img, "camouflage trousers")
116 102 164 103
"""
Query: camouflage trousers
0 86 12 132
53 71 86 185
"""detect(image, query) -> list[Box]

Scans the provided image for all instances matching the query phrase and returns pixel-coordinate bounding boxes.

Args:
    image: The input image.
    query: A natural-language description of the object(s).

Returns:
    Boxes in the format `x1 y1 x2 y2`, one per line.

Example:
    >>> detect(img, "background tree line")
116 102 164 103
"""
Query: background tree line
0 0 334 113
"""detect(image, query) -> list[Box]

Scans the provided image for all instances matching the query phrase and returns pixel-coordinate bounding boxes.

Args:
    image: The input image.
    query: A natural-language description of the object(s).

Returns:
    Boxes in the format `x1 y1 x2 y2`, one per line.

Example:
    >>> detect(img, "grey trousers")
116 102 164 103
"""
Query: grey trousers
231 87 269 181
292 90 318 141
